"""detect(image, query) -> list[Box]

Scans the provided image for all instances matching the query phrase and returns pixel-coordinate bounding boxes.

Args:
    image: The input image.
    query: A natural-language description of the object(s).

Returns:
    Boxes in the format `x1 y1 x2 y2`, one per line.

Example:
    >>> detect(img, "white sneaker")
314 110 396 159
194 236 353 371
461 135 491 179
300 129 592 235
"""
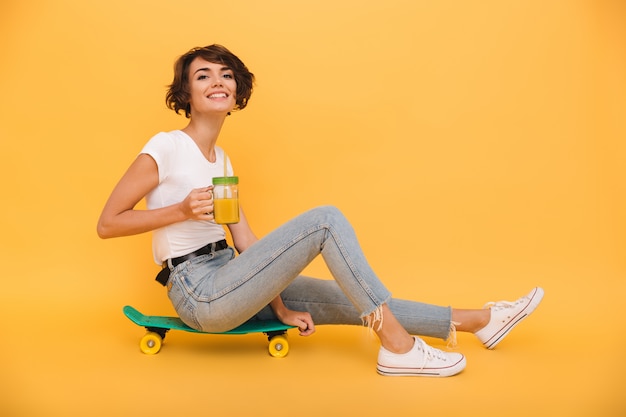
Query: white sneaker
475 287 544 349
377 336 466 377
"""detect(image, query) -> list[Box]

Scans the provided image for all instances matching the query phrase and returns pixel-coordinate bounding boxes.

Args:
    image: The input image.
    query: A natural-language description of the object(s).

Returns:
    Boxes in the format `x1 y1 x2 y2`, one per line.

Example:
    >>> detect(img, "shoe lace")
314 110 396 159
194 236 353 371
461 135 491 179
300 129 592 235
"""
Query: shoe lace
483 296 525 312
414 337 448 369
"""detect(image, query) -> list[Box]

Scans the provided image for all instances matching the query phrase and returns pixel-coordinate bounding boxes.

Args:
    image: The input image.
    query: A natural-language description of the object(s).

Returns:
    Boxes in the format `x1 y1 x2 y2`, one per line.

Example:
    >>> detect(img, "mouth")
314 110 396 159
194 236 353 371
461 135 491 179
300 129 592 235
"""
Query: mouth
208 92 228 99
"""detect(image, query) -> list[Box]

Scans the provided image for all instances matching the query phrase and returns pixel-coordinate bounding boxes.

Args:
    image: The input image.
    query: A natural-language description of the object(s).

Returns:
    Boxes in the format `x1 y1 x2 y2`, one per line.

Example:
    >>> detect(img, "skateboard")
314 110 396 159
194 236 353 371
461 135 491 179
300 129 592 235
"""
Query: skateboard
123 305 295 357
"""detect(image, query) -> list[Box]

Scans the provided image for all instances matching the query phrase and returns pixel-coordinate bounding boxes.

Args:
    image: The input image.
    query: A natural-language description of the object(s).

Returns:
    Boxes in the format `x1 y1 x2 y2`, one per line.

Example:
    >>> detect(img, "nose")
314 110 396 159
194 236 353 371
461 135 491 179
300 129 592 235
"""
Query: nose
211 77 223 87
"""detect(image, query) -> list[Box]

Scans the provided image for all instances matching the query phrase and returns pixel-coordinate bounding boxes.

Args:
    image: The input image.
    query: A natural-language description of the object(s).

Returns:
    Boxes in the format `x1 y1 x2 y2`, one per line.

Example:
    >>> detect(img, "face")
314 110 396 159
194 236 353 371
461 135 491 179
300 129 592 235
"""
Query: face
186 57 237 116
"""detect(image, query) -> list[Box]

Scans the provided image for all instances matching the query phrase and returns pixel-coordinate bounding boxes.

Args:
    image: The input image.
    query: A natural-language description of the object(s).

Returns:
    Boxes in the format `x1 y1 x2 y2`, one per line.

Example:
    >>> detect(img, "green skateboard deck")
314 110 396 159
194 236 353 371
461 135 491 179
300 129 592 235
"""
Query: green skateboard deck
123 305 294 356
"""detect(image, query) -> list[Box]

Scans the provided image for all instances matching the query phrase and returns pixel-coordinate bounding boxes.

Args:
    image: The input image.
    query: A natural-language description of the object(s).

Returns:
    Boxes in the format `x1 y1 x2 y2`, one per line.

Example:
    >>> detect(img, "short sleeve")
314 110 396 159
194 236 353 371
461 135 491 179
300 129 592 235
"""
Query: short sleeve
140 132 175 183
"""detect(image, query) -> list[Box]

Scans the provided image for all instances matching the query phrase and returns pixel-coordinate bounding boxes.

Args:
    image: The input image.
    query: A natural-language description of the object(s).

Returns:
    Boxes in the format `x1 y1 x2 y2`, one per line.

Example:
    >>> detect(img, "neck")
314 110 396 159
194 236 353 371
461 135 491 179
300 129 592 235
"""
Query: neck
182 113 228 162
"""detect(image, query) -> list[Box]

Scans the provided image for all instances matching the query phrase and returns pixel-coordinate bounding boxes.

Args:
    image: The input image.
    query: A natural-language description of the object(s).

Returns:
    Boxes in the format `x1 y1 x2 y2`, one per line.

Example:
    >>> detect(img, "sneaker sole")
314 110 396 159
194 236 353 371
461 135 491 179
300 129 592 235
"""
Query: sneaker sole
376 356 467 377
483 287 544 349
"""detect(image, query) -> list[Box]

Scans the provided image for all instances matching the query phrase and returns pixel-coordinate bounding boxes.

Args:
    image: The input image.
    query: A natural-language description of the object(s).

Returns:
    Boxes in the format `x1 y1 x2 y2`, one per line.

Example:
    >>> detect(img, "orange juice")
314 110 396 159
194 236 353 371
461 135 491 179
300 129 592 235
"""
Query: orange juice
214 198 239 224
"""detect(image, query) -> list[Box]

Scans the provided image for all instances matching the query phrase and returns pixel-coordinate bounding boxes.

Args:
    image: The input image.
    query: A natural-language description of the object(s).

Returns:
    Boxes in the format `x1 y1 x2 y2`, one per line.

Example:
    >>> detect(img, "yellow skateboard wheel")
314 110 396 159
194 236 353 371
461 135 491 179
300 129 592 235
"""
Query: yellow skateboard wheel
139 331 163 355
268 335 289 358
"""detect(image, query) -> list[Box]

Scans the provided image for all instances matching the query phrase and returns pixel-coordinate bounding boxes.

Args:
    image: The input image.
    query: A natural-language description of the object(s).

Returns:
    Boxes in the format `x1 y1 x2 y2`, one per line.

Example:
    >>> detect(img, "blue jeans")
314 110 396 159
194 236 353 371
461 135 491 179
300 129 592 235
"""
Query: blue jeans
166 206 452 340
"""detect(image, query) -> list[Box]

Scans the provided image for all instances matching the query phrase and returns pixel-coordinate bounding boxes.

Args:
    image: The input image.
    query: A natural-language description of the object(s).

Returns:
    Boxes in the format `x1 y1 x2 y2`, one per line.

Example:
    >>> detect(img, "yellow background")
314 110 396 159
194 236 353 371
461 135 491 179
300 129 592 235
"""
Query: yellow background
1 0 625 415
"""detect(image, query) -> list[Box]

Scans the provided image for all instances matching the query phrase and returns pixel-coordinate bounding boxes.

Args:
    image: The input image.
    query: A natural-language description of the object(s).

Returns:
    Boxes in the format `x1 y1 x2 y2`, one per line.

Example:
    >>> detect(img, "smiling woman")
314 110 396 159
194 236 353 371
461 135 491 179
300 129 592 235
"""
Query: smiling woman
165 44 255 118
187 61 237 118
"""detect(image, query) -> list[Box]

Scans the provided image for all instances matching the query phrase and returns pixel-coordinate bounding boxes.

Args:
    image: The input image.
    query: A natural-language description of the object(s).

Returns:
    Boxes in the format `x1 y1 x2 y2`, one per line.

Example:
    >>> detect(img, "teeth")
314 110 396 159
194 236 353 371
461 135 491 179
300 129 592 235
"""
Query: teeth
209 93 227 98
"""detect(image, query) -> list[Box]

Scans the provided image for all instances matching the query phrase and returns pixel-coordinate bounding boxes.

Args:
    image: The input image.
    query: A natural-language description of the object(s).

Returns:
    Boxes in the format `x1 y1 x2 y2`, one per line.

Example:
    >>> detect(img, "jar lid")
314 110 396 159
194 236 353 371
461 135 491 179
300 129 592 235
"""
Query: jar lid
212 176 239 185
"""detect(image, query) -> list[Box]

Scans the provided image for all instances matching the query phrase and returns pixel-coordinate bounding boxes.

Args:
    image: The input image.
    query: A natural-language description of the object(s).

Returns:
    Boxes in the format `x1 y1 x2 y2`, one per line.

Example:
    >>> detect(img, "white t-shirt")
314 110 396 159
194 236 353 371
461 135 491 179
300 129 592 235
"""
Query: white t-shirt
141 130 234 264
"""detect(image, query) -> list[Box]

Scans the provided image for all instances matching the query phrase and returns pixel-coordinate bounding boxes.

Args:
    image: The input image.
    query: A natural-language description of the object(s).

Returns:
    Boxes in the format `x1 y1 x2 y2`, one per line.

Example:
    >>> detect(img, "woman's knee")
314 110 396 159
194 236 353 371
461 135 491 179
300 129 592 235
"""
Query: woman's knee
311 205 346 224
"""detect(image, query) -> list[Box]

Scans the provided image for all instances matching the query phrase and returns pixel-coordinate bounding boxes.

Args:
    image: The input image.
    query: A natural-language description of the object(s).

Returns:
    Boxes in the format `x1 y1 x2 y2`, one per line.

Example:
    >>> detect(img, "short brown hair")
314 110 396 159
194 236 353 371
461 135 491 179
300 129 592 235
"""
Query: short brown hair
166 44 255 118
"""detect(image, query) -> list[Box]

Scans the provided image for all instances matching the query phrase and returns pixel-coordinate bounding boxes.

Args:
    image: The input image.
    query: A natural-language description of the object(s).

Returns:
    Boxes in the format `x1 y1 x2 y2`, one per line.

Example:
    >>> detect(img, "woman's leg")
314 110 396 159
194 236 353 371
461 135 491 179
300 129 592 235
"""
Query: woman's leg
256 276 489 345
166 205 468 376
255 276 453 340
187 206 395 332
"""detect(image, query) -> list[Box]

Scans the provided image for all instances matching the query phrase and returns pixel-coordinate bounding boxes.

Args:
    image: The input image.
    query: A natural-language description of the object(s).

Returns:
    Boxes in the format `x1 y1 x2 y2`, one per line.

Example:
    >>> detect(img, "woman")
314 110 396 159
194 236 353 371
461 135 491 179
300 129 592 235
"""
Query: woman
97 44 543 377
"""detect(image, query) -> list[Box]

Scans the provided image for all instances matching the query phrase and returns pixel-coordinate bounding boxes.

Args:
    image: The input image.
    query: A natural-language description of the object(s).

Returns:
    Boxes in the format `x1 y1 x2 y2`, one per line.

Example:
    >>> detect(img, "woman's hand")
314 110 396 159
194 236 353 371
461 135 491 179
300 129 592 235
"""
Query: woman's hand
269 296 315 336
277 308 316 336
180 186 215 221
268 293 315 336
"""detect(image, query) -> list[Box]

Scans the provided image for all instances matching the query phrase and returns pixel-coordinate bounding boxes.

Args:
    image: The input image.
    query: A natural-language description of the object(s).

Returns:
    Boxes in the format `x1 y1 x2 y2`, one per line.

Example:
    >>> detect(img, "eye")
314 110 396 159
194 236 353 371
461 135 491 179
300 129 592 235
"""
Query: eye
197 74 208 80
223 73 234 79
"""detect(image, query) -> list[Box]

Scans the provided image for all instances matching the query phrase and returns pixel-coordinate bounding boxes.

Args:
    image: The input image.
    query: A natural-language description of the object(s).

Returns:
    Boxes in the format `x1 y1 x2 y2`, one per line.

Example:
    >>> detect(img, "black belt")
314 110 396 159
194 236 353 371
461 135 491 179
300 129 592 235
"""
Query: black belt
155 239 228 286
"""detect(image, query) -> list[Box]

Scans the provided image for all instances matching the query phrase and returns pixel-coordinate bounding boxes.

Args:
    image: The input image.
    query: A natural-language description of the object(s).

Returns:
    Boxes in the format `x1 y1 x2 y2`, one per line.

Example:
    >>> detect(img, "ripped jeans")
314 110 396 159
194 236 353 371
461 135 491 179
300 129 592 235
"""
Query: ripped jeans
166 206 452 340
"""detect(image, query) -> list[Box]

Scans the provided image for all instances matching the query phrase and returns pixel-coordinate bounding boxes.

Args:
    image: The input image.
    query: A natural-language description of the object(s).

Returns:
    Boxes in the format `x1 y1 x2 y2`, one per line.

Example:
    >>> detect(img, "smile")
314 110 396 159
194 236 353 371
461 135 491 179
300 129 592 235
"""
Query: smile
208 93 228 98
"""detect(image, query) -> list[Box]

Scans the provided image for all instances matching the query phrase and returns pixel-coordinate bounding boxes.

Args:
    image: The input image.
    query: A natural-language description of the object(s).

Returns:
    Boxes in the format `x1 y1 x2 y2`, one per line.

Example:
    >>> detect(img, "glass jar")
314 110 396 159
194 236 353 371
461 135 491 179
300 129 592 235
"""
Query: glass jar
212 176 239 224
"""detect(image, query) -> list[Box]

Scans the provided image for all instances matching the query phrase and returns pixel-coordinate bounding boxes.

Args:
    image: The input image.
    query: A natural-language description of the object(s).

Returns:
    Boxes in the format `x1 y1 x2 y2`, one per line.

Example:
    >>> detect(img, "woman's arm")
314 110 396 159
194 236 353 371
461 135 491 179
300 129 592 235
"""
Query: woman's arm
228 209 315 336
226 207 258 253
97 153 214 239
